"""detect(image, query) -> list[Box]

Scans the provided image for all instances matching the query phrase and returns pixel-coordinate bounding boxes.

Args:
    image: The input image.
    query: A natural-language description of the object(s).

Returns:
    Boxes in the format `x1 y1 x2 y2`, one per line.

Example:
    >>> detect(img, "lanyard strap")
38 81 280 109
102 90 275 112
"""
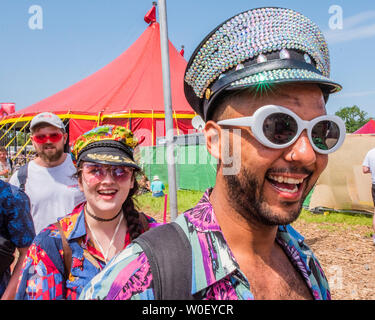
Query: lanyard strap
86 214 124 263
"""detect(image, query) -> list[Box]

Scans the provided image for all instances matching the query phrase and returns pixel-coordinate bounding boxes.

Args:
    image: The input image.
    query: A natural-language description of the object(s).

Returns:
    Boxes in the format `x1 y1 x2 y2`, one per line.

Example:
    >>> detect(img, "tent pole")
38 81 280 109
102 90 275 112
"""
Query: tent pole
151 110 154 145
13 125 17 155
23 128 27 162
158 0 178 221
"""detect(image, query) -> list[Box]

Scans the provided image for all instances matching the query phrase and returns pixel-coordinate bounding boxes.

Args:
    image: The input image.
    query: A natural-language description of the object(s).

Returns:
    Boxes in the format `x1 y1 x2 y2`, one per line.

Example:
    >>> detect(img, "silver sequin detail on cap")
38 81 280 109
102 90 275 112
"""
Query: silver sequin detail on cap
229 68 340 92
279 49 290 59
235 63 244 70
185 7 333 99
304 53 312 64
257 54 267 64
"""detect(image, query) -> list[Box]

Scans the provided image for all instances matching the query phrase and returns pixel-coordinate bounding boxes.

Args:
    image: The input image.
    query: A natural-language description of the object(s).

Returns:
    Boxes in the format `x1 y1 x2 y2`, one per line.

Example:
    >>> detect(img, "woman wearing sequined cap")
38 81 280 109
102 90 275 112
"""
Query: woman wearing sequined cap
16 125 157 300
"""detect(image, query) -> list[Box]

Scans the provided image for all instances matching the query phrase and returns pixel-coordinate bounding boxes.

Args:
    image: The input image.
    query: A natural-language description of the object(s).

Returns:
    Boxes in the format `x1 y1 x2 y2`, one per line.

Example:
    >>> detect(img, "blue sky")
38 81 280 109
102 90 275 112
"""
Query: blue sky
1 0 375 117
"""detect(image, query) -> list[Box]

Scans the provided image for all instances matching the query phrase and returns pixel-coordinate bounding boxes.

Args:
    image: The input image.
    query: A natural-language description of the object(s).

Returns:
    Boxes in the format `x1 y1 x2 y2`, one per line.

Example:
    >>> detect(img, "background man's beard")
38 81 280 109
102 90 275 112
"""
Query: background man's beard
38 146 64 163
223 167 304 226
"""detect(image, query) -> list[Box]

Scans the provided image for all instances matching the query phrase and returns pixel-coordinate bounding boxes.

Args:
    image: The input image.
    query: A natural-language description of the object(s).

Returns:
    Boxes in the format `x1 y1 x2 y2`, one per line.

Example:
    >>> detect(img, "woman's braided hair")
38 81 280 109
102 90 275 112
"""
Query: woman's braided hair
121 172 150 241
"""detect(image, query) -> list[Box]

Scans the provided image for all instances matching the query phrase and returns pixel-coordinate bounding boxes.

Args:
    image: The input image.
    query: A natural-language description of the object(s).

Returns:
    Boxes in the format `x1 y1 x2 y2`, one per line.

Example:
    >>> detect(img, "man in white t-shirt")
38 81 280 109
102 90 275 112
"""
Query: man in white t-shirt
9 112 85 234
362 147 375 245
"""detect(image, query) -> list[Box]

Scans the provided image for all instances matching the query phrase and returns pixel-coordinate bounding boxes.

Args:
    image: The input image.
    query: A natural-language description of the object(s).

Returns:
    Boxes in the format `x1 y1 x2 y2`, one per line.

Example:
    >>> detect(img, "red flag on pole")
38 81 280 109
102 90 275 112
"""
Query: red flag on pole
179 46 185 57
144 5 156 24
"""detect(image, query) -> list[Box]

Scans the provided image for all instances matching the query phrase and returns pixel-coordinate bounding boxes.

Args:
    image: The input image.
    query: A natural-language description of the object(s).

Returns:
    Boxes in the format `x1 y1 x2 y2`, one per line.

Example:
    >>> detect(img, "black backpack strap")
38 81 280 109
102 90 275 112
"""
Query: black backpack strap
133 222 195 300
0 235 15 276
17 163 28 192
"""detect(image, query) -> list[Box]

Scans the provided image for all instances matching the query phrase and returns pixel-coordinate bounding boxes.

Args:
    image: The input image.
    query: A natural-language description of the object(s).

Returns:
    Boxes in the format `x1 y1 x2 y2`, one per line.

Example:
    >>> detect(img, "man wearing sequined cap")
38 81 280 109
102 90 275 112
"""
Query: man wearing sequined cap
80 7 346 300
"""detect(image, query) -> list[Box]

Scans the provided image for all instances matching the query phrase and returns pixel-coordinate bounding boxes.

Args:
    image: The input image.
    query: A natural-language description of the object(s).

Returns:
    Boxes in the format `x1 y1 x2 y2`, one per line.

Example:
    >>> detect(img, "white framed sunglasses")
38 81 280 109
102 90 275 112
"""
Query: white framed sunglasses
217 105 346 154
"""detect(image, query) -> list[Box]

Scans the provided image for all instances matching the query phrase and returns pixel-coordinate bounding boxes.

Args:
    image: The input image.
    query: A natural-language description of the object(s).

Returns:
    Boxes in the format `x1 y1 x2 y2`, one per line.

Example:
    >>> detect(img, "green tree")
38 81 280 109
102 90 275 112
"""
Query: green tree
335 105 371 133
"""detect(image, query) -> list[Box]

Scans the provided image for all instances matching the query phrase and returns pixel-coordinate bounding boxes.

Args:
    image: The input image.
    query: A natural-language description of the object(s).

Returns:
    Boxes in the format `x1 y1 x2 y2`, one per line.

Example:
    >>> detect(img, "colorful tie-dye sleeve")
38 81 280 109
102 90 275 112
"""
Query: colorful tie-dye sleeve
79 242 155 300
15 229 65 300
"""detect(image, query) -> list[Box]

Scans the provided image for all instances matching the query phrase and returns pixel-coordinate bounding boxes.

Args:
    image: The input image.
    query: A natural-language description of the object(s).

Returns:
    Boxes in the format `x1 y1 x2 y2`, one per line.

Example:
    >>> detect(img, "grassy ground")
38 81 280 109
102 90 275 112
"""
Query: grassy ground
298 208 373 236
299 208 372 226
135 187 204 215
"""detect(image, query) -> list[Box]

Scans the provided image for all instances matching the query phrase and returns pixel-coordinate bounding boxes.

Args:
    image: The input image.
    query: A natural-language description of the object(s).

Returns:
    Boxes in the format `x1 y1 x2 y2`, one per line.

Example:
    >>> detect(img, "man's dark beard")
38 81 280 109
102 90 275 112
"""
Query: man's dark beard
223 167 307 226
38 145 64 163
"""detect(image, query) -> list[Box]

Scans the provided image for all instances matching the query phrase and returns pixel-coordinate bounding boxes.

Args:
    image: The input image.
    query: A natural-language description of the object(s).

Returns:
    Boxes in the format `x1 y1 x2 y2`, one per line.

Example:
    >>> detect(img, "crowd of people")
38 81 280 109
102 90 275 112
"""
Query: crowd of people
0 6 373 300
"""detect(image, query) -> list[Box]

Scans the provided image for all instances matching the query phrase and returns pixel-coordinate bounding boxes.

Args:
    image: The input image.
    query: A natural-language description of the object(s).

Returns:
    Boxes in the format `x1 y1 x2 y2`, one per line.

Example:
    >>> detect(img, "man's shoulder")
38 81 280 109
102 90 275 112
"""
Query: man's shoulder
32 223 60 244
278 224 330 298
279 224 320 260
0 179 14 194
12 159 40 175
0 180 29 204
282 224 304 241
80 242 153 300
365 148 375 158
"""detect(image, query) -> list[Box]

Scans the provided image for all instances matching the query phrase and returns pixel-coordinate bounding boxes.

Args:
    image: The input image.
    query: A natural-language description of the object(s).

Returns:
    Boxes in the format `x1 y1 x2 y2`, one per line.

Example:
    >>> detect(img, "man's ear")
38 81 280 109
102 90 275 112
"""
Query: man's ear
63 132 68 145
204 121 221 160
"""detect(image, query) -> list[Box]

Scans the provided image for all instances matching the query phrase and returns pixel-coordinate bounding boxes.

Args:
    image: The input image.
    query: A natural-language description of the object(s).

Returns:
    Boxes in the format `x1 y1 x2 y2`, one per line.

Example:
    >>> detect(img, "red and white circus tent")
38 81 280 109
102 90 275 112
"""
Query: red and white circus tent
1 7 196 148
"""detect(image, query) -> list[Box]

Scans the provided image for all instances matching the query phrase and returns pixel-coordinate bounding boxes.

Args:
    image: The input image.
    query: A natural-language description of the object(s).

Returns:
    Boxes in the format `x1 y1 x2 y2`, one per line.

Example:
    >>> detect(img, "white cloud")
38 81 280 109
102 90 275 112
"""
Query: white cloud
324 23 375 43
344 10 375 29
336 90 375 98
323 10 375 44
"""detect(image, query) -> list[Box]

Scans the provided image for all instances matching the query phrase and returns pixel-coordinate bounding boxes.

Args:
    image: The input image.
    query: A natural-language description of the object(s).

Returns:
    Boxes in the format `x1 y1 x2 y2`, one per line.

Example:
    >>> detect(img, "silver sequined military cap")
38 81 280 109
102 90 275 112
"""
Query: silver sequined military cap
184 7 342 120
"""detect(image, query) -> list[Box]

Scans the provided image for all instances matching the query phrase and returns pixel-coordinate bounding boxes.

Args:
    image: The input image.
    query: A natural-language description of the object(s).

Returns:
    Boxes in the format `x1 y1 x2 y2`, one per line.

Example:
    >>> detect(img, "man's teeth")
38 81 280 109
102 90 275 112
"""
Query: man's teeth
277 185 298 193
268 175 304 184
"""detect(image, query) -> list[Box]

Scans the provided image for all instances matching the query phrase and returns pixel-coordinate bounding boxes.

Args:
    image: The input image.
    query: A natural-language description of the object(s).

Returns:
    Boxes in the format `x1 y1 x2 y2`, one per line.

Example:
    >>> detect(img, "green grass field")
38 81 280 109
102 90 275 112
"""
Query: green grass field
135 188 373 228
299 208 373 226
135 187 204 214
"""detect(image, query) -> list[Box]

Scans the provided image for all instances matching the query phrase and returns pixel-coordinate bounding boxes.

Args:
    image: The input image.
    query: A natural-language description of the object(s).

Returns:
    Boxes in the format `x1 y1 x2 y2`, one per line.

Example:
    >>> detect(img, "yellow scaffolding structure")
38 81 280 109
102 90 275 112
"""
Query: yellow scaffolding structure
5 120 31 148
12 137 32 162
0 119 9 131
0 114 24 142
0 112 194 126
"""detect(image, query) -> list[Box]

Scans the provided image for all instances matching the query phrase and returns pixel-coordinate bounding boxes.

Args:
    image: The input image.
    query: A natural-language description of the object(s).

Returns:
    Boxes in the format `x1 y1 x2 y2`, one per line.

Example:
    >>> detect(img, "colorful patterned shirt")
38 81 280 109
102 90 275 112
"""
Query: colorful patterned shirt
80 188 331 300
0 181 34 297
15 202 157 300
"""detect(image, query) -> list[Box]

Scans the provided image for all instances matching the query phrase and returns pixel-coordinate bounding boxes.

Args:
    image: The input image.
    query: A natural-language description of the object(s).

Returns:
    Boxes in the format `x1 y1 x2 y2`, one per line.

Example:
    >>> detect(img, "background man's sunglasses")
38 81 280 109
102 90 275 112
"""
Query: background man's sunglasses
32 133 63 144
217 105 346 154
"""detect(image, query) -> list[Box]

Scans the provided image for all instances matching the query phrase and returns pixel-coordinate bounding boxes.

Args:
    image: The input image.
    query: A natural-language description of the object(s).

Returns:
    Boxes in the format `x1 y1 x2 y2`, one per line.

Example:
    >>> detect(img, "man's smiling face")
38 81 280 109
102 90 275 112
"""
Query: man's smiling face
218 83 328 226
31 124 67 164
